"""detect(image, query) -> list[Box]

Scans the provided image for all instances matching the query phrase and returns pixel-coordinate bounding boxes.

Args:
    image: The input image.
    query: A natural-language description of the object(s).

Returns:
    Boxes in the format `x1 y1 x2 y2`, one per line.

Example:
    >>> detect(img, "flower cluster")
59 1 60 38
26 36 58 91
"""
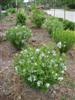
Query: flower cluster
14 45 66 91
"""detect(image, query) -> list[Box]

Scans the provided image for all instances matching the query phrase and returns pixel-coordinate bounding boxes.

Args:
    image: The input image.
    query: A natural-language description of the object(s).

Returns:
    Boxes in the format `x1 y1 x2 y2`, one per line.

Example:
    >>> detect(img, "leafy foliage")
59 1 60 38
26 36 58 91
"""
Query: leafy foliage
6 25 32 49
7 8 16 14
63 20 75 30
43 16 63 34
14 45 66 91
16 9 26 25
32 9 45 28
53 30 75 52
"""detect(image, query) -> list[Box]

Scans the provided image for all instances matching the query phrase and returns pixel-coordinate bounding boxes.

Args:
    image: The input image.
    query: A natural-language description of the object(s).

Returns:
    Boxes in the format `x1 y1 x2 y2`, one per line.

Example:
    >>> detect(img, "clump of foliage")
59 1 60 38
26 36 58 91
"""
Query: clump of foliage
32 9 45 28
6 25 32 49
7 8 16 14
63 20 75 30
53 30 75 52
43 16 63 34
58 18 75 30
16 9 26 25
13 45 66 91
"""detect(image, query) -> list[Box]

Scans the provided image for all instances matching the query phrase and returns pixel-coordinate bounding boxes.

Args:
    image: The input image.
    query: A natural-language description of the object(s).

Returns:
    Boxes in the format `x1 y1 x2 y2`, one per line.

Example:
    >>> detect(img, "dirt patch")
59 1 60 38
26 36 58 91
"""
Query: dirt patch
29 28 51 46
0 42 16 70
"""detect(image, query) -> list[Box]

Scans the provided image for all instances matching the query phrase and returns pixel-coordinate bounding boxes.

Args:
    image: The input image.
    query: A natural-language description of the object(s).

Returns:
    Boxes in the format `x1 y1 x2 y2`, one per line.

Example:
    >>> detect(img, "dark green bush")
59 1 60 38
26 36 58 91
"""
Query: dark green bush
6 26 32 49
63 20 75 30
32 9 45 28
16 10 26 25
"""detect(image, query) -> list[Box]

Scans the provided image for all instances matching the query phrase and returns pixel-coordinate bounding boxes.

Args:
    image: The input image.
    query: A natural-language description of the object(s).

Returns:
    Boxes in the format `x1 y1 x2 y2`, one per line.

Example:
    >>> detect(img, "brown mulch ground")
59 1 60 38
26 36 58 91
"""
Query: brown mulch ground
0 14 75 100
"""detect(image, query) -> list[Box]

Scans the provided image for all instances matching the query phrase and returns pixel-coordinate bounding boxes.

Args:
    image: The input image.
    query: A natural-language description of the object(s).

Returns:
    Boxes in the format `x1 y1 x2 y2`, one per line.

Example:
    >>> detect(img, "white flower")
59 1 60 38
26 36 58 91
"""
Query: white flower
41 53 45 58
19 61 23 64
61 70 64 74
48 51 50 54
57 42 62 49
60 58 62 61
63 44 66 47
24 49 27 53
52 50 56 56
51 59 55 64
33 76 36 81
55 64 58 67
45 83 50 88
34 62 37 66
36 48 40 53
58 77 63 81
28 76 32 82
21 40 25 43
55 73 58 77
31 56 34 60
15 67 18 72
37 81 42 87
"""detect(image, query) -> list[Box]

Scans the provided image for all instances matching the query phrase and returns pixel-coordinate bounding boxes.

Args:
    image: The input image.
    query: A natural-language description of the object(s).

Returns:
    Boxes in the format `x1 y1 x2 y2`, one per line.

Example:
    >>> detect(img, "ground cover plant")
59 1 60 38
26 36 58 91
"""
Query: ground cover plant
53 30 75 52
13 45 66 91
6 25 32 49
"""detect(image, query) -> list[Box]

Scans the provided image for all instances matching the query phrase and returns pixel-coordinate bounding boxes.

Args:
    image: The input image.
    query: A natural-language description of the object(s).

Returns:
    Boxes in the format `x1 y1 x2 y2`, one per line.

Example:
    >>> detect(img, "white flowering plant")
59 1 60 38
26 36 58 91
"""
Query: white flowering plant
6 25 32 49
13 45 66 91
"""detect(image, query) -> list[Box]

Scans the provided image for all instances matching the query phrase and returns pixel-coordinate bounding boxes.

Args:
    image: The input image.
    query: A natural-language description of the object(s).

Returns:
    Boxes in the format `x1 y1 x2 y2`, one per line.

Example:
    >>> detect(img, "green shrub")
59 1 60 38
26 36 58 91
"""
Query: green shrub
63 20 75 30
13 45 66 91
16 10 26 25
43 16 63 34
7 8 16 14
32 9 45 28
53 30 75 52
6 26 32 49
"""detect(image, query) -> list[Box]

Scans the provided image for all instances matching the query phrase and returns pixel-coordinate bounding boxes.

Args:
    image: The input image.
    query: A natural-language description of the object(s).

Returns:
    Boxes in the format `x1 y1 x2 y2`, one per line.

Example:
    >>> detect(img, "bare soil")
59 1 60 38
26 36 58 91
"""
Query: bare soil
0 14 75 100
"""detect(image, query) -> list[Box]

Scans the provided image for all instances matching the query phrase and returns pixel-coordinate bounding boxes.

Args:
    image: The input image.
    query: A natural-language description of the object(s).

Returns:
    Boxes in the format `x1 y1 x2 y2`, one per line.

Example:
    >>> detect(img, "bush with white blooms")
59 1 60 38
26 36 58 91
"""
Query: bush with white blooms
13 45 66 91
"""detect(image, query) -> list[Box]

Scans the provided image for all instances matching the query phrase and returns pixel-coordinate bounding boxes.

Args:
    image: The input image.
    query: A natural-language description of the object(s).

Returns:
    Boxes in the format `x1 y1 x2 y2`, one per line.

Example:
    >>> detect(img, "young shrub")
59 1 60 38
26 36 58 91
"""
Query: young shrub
43 16 63 34
63 20 75 30
53 30 75 52
16 10 26 25
13 45 66 91
32 9 45 28
7 8 16 14
6 26 32 49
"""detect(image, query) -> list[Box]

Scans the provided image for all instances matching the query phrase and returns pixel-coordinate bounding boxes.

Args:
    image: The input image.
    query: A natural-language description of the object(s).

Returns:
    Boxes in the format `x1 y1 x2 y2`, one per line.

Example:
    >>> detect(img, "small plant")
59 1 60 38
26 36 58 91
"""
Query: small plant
6 25 32 49
16 9 26 25
13 45 66 91
32 9 45 28
43 16 63 34
7 8 16 14
53 30 75 52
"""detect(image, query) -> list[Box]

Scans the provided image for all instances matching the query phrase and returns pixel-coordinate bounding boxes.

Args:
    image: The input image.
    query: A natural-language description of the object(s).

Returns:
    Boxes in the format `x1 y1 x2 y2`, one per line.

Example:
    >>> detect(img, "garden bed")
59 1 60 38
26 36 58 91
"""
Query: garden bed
0 13 75 100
